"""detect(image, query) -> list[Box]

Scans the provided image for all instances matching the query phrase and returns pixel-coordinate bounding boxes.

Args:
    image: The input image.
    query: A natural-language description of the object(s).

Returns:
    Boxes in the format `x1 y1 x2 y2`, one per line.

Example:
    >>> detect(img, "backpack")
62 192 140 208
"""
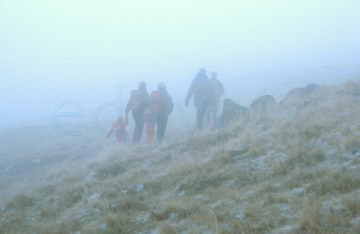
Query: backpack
150 90 173 116
164 92 173 115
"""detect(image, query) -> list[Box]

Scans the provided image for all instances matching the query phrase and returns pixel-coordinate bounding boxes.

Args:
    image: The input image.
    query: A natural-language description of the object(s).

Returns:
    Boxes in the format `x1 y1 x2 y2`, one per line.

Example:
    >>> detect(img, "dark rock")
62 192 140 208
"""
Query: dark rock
218 99 248 125
249 95 277 111
280 83 320 108
288 83 319 96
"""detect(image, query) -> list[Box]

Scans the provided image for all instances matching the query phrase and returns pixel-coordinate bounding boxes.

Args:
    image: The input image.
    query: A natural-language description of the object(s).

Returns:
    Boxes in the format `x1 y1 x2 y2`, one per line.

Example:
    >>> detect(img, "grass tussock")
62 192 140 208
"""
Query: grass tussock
5 193 36 211
307 167 360 196
36 216 81 234
344 133 360 154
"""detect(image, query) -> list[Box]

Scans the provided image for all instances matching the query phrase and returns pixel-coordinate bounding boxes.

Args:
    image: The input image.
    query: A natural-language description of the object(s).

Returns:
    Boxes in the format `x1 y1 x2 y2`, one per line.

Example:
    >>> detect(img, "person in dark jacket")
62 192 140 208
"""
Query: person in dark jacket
125 82 150 143
150 82 173 142
185 69 214 130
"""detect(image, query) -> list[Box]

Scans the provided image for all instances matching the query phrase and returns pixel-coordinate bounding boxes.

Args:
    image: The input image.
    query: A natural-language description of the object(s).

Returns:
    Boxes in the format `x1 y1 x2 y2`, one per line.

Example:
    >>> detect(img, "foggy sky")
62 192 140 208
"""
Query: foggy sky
1 0 360 129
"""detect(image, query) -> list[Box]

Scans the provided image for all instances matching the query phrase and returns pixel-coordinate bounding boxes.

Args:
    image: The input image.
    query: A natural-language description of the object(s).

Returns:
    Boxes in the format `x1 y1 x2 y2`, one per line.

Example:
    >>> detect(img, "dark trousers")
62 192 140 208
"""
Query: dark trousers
132 111 144 143
156 113 168 142
196 100 208 130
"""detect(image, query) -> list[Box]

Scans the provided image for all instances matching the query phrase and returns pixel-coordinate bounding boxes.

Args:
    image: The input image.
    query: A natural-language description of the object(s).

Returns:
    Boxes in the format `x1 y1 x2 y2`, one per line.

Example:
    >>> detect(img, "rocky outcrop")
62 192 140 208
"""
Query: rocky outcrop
335 81 360 97
280 83 320 107
218 98 248 125
249 95 277 111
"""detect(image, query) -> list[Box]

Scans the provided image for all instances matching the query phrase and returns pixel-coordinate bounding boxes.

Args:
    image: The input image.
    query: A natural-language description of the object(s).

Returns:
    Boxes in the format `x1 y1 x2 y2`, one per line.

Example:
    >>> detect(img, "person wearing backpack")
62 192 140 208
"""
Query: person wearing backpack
185 68 215 130
125 82 150 144
150 82 173 143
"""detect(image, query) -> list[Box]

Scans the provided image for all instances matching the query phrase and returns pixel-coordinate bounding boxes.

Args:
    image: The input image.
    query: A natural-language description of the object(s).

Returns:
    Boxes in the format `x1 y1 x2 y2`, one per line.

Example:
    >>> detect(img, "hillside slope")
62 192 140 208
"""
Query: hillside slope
1 81 360 234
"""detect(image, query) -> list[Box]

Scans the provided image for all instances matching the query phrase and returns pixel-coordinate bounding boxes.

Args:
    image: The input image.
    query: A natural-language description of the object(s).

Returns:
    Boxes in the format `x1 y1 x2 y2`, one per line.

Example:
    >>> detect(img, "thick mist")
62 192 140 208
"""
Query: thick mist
1 0 360 129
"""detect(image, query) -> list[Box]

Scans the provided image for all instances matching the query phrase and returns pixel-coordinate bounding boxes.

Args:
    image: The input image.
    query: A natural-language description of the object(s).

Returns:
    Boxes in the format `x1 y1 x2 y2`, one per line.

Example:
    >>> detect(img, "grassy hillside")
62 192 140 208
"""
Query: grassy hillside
1 81 360 234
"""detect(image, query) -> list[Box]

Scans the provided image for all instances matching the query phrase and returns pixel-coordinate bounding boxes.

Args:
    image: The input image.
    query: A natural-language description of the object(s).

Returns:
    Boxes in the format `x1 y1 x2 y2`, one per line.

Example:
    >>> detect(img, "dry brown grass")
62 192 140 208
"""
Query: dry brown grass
1 81 360 233
345 133 360 154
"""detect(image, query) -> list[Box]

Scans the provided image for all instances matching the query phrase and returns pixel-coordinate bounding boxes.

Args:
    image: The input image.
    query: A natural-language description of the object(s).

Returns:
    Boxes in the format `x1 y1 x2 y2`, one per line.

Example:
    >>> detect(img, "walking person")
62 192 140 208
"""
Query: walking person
125 82 150 144
185 69 214 130
150 82 173 142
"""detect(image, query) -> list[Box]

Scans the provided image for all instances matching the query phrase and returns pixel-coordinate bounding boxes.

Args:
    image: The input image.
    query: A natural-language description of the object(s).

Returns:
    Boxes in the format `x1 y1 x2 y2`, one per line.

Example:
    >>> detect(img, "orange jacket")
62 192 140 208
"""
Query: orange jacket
107 118 128 142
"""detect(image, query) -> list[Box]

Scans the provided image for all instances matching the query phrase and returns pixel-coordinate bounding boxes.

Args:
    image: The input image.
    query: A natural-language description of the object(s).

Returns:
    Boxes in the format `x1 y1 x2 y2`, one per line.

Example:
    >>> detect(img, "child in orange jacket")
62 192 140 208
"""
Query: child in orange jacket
107 116 128 143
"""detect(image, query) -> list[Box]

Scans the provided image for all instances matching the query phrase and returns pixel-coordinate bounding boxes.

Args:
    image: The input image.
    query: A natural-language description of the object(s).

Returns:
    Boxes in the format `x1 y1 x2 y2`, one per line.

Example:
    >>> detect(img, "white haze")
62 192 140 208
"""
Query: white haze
1 0 360 129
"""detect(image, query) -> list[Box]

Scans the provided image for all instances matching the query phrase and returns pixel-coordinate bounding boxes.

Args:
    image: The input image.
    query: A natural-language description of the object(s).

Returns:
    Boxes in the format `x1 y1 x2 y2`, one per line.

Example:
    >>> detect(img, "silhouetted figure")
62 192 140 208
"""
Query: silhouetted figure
150 83 173 142
207 72 225 127
185 69 214 130
107 117 128 143
125 82 150 144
